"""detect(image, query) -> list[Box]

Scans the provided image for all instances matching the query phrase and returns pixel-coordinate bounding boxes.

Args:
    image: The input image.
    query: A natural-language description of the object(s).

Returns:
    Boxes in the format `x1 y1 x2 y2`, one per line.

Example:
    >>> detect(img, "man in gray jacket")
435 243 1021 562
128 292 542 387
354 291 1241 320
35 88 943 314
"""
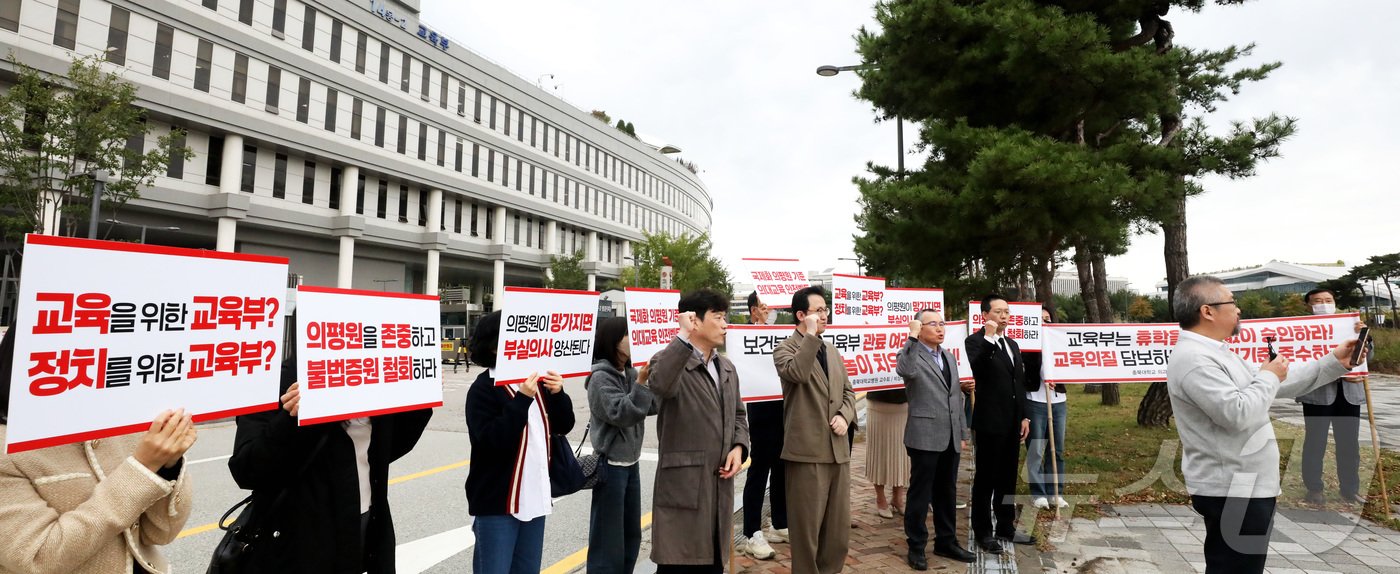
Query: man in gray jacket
1295 287 1367 505
896 310 973 569
1167 275 1365 574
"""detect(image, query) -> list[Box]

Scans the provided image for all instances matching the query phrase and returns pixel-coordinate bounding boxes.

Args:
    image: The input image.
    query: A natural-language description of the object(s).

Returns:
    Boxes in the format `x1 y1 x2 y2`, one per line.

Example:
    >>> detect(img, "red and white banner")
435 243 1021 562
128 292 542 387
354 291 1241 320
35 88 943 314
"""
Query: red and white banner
831 274 886 326
741 258 810 309
1041 313 1367 384
885 288 945 325
624 288 679 367
495 287 599 385
823 324 908 392
727 324 789 403
294 286 442 426
6 235 288 454
968 300 1044 352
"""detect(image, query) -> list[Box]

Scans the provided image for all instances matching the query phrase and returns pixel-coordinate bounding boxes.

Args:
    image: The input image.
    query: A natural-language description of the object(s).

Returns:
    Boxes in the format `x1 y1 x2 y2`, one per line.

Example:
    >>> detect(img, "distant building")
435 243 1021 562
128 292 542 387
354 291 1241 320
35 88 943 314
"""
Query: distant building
1052 271 1132 297
1153 260 1396 307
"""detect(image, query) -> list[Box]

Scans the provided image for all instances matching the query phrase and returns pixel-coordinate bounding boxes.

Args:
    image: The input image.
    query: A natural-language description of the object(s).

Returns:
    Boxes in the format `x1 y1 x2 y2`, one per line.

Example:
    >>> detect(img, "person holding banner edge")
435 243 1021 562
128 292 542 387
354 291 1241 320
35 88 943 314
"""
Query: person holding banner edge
646 288 749 574
585 317 658 574
774 285 856 574
1295 288 1369 506
1025 307 1068 511
737 291 788 561
897 310 974 569
1167 275 1365 574
965 294 1035 555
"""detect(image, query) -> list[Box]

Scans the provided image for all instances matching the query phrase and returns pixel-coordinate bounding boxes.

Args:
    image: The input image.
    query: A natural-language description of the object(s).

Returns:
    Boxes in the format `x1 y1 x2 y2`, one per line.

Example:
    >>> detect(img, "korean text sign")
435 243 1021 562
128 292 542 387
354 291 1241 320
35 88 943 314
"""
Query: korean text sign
294 286 443 425
742 258 810 309
886 288 945 325
495 287 600 385
6 235 288 454
728 325 788 403
624 288 680 367
968 300 1043 352
831 274 886 326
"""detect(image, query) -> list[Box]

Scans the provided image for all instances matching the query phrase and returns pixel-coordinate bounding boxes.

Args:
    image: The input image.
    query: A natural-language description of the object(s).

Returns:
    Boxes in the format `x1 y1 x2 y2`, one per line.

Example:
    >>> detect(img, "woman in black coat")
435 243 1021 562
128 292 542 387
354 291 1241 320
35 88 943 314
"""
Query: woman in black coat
228 350 432 574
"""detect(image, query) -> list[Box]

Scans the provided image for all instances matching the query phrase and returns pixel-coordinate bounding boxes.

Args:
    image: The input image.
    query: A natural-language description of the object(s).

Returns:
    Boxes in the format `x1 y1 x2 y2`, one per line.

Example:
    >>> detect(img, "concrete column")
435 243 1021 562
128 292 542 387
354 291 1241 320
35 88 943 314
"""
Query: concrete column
586 231 599 262
425 189 443 296
336 166 359 287
216 133 244 252
337 236 355 288
493 206 508 245
545 220 558 254
426 250 440 296
587 273 596 292
216 218 237 252
493 259 505 307
472 280 484 306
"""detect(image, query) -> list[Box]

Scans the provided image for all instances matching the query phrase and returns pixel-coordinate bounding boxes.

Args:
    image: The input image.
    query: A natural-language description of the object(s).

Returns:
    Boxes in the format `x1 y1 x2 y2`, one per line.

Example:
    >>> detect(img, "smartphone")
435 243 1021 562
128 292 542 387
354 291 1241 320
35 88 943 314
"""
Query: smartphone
1353 327 1371 366
1265 336 1277 361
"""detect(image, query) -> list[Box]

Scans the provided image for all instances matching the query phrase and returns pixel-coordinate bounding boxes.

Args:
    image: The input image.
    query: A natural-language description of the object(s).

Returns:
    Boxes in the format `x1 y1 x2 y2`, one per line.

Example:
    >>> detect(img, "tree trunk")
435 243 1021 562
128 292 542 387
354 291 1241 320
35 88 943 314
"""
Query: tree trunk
1140 188 1190 427
1075 242 1100 323
1101 382 1121 406
1084 383 1100 393
1033 256 1055 313
1092 250 1114 322
1137 381 1174 427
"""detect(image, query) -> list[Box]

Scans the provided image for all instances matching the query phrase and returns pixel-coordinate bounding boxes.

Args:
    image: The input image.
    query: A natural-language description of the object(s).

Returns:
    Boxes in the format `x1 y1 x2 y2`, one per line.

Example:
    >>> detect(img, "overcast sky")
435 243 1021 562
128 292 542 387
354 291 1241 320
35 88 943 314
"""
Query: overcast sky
423 0 1399 295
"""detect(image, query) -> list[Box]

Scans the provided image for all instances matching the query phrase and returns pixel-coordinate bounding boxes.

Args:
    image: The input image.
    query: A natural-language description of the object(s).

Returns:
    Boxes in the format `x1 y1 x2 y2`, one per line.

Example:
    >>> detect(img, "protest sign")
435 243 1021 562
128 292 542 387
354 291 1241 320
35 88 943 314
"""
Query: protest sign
741 258 810 308
968 300 1044 352
294 286 443 426
822 324 907 392
495 286 599 385
6 235 288 454
943 320 974 382
624 288 680 367
1232 313 1368 376
886 288 945 325
831 274 886 326
728 324 789 403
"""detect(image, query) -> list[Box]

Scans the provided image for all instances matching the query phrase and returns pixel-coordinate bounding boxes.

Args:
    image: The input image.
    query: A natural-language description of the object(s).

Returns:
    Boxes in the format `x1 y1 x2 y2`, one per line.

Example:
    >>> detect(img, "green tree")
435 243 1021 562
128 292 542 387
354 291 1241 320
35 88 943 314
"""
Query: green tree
545 249 589 290
1353 254 1400 325
1236 291 1273 319
0 55 191 239
610 232 732 297
1128 296 1156 321
591 110 612 124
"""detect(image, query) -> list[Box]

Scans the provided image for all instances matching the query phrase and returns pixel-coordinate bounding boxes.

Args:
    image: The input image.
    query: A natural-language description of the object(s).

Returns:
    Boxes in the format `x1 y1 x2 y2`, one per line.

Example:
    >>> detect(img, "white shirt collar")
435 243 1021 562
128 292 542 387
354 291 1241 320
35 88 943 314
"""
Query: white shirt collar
1179 328 1230 352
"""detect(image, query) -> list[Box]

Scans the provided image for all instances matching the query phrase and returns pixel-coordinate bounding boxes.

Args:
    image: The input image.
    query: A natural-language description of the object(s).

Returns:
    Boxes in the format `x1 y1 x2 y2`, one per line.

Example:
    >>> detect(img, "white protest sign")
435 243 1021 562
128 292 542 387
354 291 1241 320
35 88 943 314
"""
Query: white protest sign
6 235 287 454
968 300 1044 352
885 288 945 325
624 288 680 367
943 320 974 382
741 258 810 308
294 286 443 426
822 325 906 392
727 325 789 403
495 286 600 385
1231 313 1368 376
831 274 886 326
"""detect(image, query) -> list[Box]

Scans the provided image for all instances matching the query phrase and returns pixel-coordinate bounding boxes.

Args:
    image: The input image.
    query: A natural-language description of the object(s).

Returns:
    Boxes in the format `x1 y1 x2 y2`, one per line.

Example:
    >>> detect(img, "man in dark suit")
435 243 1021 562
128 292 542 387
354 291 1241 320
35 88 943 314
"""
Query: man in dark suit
897 310 974 569
965 294 1034 554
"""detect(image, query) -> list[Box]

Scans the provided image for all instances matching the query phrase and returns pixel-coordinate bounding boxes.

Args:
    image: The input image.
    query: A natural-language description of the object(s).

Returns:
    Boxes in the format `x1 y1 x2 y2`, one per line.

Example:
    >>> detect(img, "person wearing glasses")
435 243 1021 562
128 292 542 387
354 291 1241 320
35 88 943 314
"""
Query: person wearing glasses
1167 276 1366 574
773 286 855 574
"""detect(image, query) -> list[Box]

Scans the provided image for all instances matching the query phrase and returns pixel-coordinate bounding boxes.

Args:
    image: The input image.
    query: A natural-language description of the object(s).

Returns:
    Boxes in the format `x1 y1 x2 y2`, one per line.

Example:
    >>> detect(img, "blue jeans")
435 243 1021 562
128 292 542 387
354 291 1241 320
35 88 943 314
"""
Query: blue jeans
1026 400 1066 497
587 463 642 573
472 514 546 574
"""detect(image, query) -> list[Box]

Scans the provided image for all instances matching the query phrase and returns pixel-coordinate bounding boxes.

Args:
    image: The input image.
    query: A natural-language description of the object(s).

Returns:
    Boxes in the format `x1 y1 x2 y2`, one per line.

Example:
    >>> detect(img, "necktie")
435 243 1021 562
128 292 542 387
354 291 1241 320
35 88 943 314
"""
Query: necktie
997 337 1010 359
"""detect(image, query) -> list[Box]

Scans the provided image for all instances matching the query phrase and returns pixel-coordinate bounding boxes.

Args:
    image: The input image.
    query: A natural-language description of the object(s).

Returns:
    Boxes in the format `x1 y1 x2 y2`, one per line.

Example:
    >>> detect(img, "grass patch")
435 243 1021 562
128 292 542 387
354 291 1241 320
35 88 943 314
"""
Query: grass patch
1369 326 1400 375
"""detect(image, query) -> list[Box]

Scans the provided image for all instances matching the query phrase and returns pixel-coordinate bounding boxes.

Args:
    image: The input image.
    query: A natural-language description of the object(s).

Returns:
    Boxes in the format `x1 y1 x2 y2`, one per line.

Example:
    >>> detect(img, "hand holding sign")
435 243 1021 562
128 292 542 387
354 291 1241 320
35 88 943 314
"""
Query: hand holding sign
638 363 651 386
541 371 565 394
519 373 541 398
134 409 197 472
281 383 301 417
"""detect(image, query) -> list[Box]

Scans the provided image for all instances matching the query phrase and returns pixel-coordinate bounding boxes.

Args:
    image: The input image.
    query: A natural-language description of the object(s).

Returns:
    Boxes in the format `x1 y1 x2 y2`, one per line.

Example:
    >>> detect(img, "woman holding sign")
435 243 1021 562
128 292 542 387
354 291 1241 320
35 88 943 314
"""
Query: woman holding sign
465 311 576 574
0 328 197 574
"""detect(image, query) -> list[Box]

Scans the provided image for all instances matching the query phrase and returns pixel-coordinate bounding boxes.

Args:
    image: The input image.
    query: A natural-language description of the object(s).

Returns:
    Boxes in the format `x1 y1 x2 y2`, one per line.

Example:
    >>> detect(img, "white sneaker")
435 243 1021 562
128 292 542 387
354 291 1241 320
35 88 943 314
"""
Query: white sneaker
1032 497 1050 509
765 527 789 543
740 531 775 560
1056 496 1069 508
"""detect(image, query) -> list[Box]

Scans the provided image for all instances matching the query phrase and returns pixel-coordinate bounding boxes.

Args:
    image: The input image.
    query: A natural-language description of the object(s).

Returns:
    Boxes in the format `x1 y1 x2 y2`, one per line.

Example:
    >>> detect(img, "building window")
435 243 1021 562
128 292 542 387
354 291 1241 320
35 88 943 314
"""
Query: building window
193 39 213 92
374 107 386 147
0 0 20 32
418 193 426 226
512 213 520 246
350 98 362 140
167 128 185 178
295 77 310 123
470 203 478 236
489 98 496 129
354 31 366 73
471 144 479 177
501 155 509 188
301 161 315 204
328 19 343 63
241 144 256 193
515 160 522 192
301 6 315 51
396 115 407 154
528 165 536 195
439 72 448 109
486 150 494 182
503 105 510 136
526 217 533 247
231 53 248 103
517 113 524 142
454 140 463 172
328 166 341 210
436 129 446 167
106 6 129 66
265 65 281 112
484 205 492 239
52 0 78 49
416 121 426 160
454 200 462 233
531 118 538 147
273 153 287 198
397 185 408 222
122 118 143 169
324 89 338 132
205 135 224 187
457 83 466 116
355 174 365 215
473 89 482 122
202 0 216 10
420 62 431 100
236 0 253 24
272 0 286 36
399 53 410 92
378 42 390 83
376 180 387 218
543 125 550 153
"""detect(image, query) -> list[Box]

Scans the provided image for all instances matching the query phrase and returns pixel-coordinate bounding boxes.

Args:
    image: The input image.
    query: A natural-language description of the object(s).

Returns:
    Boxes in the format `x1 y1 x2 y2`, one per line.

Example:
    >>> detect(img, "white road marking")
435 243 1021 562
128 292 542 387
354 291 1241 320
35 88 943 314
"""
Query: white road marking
396 524 475 574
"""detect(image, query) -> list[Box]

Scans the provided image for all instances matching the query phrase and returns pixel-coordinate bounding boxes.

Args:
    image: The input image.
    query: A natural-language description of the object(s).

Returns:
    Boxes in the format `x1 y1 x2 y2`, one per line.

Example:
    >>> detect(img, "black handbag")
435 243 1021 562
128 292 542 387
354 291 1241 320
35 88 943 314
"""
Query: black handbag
206 433 330 574
548 431 587 497
573 423 610 491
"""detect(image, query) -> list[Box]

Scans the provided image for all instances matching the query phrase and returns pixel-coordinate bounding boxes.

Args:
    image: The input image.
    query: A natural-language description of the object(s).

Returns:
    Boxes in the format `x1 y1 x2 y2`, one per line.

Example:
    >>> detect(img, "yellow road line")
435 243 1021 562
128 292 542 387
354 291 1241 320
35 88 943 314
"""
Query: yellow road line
175 458 471 539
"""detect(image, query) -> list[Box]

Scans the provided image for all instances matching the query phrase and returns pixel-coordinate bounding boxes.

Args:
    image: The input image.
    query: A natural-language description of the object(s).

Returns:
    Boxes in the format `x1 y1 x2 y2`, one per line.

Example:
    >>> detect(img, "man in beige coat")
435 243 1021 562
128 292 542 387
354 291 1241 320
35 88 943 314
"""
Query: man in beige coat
649 288 750 573
774 286 856 574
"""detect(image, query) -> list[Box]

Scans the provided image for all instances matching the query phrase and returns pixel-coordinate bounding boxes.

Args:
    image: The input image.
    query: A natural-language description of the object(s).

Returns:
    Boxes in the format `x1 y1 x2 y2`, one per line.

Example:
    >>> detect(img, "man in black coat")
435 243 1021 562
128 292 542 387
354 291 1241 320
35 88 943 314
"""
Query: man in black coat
964 294 1033 555
229 355 432 574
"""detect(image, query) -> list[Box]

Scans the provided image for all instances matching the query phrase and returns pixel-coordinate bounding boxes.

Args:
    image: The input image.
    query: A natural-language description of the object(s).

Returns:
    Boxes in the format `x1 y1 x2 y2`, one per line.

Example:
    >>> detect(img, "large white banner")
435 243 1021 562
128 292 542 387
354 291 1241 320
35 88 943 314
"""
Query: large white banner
728 325 789 403
6 235 288 453
885 288 945 325
495 286 600 385
831 274 886 326
294 286 442 426
968 300 1044 352
943 320 974 383
741 258 811 309
624 288 680 367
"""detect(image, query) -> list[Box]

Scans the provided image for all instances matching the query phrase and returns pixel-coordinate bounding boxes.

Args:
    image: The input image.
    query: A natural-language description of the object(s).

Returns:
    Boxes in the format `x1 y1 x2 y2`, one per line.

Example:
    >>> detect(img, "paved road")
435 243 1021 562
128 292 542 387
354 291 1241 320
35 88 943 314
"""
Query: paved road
164 365 666 573
1271 373 1400 452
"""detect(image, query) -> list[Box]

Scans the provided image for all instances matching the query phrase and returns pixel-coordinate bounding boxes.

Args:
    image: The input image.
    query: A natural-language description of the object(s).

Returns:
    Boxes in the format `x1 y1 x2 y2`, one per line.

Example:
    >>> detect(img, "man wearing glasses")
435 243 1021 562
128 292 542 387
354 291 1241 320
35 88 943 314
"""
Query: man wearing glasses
1167 275 1366 574
773 285 856 574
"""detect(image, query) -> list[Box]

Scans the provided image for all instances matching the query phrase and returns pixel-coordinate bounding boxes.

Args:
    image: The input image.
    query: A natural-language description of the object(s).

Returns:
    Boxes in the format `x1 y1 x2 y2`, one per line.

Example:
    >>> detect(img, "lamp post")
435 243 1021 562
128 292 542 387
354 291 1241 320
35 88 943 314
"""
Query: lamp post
105 219 180 244
837 257 864 276
816 64 905 177
70 170 111 239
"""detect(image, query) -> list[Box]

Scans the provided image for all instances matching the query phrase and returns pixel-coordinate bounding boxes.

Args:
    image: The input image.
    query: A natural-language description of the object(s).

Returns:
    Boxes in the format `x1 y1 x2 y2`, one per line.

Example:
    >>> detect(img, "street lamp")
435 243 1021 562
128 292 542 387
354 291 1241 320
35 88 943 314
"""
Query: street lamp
816 63 905 177
837 257 865 276
105 219 180 244
67 170 110 239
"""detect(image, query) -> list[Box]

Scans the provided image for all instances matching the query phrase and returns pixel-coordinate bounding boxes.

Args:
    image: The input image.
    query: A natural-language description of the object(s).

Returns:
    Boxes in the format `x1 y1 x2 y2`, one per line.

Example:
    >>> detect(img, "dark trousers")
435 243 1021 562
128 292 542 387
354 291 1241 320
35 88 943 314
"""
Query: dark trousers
743 401 787 537
1190 495 1276 574
1302 389 1362 496
587 464 642 574
905 445 959 553
654 529 722 574
971 432 1018 538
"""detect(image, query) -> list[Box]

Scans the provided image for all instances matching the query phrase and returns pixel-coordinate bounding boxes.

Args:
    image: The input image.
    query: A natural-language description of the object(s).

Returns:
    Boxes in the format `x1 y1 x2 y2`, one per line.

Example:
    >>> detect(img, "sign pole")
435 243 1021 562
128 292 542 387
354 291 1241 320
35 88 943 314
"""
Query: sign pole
1363 376 1390 517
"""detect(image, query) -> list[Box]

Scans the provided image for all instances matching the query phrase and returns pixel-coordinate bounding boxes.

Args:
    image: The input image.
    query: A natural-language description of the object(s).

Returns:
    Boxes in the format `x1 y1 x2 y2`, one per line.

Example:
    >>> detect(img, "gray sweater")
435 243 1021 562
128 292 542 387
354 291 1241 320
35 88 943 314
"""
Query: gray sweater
586 360 658 465
1167 329 1350 498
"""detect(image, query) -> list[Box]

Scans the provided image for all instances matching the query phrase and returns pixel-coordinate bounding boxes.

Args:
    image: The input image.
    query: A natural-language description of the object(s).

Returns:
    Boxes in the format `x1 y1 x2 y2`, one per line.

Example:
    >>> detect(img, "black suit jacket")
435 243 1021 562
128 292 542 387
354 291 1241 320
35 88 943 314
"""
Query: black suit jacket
965 327 1030 436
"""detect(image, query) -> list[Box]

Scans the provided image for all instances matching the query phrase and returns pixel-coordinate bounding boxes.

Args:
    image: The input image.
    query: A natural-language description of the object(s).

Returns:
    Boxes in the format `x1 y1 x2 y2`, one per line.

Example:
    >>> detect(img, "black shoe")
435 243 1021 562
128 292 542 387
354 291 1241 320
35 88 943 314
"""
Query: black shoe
976 536 1003 554
906 550 928 571
1305 490 1326 505
999 531 1036 545
933 544 976 563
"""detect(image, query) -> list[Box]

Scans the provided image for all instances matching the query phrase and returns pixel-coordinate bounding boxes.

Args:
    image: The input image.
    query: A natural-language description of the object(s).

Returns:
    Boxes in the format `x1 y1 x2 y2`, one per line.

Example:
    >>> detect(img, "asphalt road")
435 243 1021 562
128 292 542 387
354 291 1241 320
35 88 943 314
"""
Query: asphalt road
163 364 666 573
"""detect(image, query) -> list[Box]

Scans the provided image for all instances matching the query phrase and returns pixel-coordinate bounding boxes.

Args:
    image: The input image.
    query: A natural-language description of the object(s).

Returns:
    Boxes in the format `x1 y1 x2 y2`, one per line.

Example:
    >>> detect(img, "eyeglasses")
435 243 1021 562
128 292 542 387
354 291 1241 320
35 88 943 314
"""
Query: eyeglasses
1204 301 1237 308
803 308 829 316
921 320 946 327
